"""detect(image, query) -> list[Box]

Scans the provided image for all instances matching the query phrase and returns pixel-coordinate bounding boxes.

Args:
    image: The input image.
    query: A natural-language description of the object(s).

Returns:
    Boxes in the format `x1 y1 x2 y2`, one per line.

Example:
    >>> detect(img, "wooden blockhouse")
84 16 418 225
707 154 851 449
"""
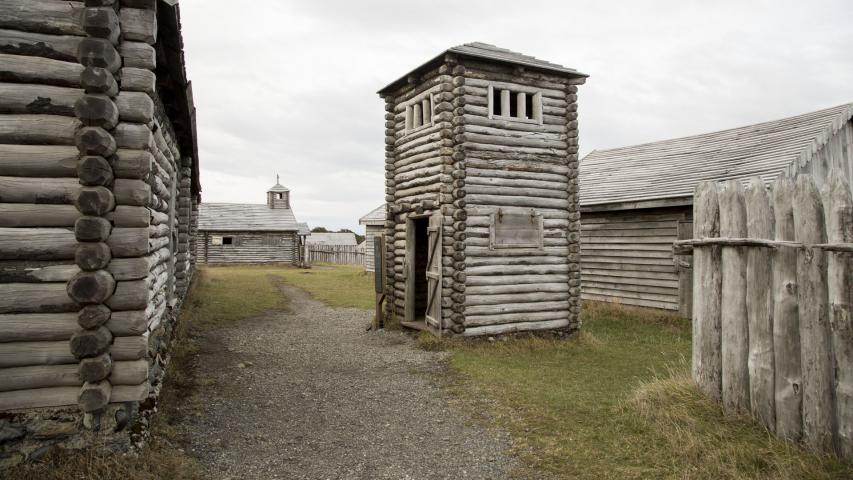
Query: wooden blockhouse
579 103 853 315
197 180 308 265
359 204 385 272
378 43 587 336
0 0 200 456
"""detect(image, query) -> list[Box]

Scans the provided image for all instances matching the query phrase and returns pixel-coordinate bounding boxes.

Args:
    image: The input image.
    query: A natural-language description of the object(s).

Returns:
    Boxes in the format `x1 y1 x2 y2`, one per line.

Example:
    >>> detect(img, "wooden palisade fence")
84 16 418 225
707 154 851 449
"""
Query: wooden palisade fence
307 244 365 266
675 173 852 460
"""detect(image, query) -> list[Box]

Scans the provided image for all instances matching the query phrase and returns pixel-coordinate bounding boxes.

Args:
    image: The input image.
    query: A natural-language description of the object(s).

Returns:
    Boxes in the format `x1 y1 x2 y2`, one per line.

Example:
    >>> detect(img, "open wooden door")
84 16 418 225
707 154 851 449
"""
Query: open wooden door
425 213 443 333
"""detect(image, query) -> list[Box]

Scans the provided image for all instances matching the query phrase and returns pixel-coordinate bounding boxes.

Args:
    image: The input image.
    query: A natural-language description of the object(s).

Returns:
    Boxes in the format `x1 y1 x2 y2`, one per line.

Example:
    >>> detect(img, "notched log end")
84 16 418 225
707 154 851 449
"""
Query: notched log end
75 242 113 271
79 303 112 329
78 380 112 412
68 269 116 303
70 326 113 358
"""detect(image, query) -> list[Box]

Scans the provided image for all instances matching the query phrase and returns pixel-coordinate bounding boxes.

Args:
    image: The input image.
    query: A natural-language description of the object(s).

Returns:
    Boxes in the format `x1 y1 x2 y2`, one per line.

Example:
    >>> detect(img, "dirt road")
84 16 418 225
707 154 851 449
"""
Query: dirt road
177 283 517 479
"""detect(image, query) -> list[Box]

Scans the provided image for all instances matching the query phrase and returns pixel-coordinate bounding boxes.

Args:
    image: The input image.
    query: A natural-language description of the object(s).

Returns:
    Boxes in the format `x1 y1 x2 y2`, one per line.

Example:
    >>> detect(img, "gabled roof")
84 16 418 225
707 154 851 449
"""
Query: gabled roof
297 222 310 236
198 203 300 232
359 204 386 226
579 103 853 208
378 42 587 95
306 232 358 246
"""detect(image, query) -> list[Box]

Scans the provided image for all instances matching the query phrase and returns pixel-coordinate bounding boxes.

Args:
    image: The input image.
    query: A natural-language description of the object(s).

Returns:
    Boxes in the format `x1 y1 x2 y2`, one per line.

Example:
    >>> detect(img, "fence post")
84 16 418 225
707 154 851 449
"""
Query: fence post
827 173 853 459
771 176 803 441
745 177 775 430
792 174 835 452
719 179 750 414
693 181 723 402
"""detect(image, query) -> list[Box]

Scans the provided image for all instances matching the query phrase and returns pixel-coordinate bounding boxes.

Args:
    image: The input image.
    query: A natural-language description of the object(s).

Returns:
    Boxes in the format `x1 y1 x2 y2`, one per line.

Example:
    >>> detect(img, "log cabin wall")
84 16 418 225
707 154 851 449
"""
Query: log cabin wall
0 0 199 465
458 60 585 336
380 44 587 336
197 231 298 264
382 63 451 328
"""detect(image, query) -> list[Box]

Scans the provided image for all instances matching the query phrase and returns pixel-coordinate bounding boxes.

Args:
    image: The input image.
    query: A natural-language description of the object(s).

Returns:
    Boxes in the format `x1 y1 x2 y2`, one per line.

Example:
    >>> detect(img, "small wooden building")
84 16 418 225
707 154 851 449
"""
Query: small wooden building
358 204 385 272
0 0 200 459
378 43 587 336
579 103 853 315
197 180 306 265
305 231 358 246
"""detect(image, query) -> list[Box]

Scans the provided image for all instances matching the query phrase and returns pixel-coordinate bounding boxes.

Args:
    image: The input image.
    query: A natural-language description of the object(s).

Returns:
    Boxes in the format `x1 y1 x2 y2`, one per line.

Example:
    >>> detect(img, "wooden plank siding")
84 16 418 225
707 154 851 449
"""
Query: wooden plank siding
363 225 382 272
198 231 297 264
579 109 853 315
580 207 689 311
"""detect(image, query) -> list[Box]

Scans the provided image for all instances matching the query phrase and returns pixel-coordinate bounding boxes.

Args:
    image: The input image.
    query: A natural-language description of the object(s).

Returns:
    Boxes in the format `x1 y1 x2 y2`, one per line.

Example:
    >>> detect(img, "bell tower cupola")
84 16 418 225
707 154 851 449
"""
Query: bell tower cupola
267 174 290 209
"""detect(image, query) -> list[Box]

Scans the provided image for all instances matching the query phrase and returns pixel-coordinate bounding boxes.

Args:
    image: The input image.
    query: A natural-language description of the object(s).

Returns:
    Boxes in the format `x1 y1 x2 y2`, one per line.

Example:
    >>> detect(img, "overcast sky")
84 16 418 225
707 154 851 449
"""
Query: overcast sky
178 0 853 234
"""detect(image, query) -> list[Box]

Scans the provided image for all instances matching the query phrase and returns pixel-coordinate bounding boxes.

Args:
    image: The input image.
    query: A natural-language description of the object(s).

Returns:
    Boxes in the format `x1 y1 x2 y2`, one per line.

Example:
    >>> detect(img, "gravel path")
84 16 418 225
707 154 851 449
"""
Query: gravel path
178 283 518 479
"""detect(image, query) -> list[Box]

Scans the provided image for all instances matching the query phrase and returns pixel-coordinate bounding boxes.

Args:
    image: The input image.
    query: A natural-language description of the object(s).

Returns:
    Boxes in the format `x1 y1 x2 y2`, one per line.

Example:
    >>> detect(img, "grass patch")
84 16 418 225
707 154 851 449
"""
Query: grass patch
189 265 287 326
274 263 375 310
441 302 853 479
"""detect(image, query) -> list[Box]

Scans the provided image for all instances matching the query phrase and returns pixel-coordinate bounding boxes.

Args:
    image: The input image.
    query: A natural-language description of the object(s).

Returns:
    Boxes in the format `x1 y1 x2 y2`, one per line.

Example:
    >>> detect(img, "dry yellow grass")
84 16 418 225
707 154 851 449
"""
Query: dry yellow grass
438 301 853 479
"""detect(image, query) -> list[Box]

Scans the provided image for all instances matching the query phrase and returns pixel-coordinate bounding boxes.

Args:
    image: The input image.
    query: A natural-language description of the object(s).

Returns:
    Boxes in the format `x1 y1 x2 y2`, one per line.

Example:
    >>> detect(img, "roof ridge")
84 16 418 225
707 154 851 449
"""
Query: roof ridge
792 103 853 172
588 102 853 157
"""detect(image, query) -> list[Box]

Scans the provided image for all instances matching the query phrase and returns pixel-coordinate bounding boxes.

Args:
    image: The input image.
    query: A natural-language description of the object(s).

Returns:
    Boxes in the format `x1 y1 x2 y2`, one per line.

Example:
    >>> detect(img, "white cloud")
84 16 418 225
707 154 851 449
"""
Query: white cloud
178 0 853 232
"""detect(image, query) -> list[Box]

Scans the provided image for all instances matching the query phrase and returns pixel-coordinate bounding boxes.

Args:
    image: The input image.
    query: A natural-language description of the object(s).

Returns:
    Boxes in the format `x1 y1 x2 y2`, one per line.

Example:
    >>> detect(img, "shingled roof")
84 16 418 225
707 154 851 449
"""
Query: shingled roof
579 102 853 208
378 42 587 95
198 203 300 232
359 204 386 226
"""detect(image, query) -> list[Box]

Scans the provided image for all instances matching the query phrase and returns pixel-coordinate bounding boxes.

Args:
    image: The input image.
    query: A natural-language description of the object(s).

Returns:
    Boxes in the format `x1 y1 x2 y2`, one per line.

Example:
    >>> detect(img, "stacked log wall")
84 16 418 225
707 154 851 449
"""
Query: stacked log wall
0 0 196 465
457 61 584 336
197 231 298 264
383 64 453 327
382 56 584 336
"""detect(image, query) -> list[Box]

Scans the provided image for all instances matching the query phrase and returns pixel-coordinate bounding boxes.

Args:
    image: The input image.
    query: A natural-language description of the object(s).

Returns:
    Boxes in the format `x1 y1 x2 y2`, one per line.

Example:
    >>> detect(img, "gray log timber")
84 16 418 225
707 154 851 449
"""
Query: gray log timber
0 53 83 87
719 179 750 415
0 0 85 36
0 227 76 260
0 28 80 62
0 313 77 342
826 174 853 457
0 145 78 177
792 175 835 452
0 386 79 410
0 114 80 144
693 181 722 402
0 360 147 393
772 174 803 441
117 41 155 69
744 177 775 430
78 380 110 411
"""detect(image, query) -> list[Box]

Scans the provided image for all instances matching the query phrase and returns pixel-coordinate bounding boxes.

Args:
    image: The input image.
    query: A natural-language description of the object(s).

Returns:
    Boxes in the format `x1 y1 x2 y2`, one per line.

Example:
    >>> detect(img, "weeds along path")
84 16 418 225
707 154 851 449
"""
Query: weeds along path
177 283 516 479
